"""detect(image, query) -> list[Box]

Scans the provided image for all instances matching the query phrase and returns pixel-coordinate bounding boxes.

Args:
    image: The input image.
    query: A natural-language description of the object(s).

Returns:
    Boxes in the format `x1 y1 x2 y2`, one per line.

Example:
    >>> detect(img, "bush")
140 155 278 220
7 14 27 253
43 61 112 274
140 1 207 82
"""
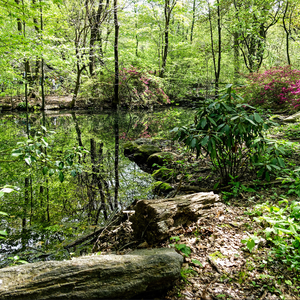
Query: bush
241 65 300 110
172 85 272 184
80 67 170 107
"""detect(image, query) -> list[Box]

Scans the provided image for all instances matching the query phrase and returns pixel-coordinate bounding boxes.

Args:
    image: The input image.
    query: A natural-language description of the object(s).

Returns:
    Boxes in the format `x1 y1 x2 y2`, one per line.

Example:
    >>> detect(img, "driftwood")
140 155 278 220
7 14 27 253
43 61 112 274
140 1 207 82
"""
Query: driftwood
130 192 220 244
0 248 183 300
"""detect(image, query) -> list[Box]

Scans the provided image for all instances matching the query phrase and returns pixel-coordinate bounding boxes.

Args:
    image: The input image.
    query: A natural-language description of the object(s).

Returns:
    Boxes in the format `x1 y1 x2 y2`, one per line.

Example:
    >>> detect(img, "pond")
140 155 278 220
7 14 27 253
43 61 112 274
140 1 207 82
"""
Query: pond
0 107 192 266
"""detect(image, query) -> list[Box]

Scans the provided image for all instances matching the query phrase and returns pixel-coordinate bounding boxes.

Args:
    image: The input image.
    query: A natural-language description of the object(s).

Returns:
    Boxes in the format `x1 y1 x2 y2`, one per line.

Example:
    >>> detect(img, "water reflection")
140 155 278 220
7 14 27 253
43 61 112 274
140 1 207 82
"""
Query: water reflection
0 110 157 264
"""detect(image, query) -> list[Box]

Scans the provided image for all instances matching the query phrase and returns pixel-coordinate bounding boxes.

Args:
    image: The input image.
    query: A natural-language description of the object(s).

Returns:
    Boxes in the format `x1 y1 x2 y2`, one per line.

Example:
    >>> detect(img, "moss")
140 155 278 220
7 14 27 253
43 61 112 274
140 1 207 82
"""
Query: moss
209 251 227 260
147 152 176 168
152 167 176 182
153 181 173 192
137 144 160 157
123 142 139 155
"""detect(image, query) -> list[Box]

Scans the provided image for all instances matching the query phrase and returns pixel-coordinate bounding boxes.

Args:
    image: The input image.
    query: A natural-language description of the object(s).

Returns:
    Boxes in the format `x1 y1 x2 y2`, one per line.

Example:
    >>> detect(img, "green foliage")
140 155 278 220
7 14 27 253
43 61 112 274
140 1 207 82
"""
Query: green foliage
222 176 255 200
11 126 86 182
241 233 261 252
170 236 191 257
252 200 300 269
8 255 28 266
81 67 170 107
172 85 271 184
253 139 286 181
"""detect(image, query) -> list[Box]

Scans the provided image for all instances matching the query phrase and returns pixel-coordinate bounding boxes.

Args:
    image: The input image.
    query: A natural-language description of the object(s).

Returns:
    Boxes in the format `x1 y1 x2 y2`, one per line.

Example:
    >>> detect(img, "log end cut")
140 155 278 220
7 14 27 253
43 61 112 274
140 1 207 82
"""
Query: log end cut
130 192 220 244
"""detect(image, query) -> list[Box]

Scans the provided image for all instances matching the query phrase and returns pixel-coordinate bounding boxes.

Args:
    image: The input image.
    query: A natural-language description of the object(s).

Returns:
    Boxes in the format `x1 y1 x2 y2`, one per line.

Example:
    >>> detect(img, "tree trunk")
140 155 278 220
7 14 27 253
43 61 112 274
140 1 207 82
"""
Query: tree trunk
233 32 239 84
0 249 183 300
283 1 291 65
130 192 221 244
112 0 119 109
208 0 221 96
190 0 196 42
114 113 119 209
71 62 85 108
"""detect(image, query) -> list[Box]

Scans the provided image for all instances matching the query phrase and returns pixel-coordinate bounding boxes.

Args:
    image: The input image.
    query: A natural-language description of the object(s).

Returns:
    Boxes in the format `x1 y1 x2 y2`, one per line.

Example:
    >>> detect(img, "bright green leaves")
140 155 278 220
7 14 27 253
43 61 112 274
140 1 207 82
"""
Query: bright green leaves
0 186 16 198
170 236 192 257
11 126 85 183
252 200 300 269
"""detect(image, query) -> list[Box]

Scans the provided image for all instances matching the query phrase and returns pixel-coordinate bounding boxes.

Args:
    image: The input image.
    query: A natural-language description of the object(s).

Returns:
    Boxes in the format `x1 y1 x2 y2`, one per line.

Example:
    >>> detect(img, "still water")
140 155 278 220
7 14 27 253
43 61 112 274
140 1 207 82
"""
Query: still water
0 108 190 265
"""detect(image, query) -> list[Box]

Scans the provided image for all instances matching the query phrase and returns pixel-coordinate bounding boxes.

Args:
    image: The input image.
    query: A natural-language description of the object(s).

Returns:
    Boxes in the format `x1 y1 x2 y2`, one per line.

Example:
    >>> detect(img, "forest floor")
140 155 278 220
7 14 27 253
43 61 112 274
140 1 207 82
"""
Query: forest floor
94 188 299 300
95 118 300 300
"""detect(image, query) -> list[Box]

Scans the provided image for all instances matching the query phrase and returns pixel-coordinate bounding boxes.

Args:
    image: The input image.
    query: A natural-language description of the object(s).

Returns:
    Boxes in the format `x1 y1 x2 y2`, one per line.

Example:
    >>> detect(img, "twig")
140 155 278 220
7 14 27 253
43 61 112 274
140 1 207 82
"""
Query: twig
259 289 268 300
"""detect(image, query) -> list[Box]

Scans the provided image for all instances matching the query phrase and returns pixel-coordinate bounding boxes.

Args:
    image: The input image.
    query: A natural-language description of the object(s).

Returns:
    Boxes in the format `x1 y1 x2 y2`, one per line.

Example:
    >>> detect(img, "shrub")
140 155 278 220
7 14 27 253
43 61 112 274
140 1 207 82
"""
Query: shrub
241 65 300 110
172 85 272 184
81 67 170 107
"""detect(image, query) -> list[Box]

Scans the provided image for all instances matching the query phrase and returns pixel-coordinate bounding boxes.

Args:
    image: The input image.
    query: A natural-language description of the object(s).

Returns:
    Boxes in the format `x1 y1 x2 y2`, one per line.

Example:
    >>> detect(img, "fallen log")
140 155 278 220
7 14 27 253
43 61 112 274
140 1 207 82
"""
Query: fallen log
0 248 183 300
130 192 221 244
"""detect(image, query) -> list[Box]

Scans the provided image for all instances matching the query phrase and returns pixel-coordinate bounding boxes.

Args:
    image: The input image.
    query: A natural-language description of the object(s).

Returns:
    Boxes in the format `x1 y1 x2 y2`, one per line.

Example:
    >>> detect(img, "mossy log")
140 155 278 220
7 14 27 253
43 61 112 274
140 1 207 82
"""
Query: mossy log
0 248 182 300
130 192 220 244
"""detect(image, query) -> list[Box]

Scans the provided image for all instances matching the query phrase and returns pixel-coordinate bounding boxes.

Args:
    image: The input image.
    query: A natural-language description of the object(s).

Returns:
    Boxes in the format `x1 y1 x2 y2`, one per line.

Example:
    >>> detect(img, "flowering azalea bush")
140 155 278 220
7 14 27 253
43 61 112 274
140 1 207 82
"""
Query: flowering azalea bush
120 66 170 106
81 67 170 107
241 66 300 110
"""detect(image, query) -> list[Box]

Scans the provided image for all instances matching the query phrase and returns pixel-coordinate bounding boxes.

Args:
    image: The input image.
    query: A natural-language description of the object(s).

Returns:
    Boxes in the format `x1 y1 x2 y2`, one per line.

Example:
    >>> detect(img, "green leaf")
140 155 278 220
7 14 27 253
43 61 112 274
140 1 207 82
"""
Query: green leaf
245 117 256 126
207 116 217 126
254 113 263 123
49 169 55 176
70 170 77 177
191 259 203 267
58 162 64 170
42 166 48 175
0 230 7 236
247 239 255 252
170 236 180 242
59 171 64 183
25 157 31 165
175 244 191 257
201 136 209 146
277 157 285 168
200 118 207 129
190 138 197 148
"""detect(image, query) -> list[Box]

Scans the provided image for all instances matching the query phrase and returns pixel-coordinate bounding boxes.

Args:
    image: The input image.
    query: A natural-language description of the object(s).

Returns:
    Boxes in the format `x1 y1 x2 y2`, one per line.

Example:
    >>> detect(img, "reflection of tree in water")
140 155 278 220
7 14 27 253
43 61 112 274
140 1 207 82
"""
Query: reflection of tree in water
0 110 159 263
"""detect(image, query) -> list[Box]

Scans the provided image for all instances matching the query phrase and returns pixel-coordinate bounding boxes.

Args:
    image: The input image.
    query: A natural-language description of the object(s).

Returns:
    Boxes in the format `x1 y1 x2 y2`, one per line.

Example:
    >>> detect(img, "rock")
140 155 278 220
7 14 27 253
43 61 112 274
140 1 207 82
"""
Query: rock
123 141 139 155
147 152 177 168
124 141 160 164
130 192 221 244
137 144 160 159
0 248 183 300
152 167 176 182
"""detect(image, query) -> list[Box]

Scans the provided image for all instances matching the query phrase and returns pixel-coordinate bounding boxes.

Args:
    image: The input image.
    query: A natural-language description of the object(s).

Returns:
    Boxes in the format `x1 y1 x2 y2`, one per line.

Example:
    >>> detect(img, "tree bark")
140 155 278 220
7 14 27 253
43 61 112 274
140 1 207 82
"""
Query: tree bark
0 249 183 300
190 0 196 42
112 0 119 109
160 0 177 78
130 192 220 243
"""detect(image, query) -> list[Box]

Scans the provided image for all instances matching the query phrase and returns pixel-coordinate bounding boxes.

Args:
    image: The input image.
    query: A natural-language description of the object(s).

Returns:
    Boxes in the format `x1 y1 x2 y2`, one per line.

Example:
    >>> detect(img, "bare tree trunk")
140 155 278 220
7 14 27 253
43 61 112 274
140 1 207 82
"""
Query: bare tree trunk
40 0 45 110
22 177 30 231
207 0 221 96
112 0 119 109
114 113 119 209
190 0 196 42
283 1 291 65
160 0 177 78
233 32 239 84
